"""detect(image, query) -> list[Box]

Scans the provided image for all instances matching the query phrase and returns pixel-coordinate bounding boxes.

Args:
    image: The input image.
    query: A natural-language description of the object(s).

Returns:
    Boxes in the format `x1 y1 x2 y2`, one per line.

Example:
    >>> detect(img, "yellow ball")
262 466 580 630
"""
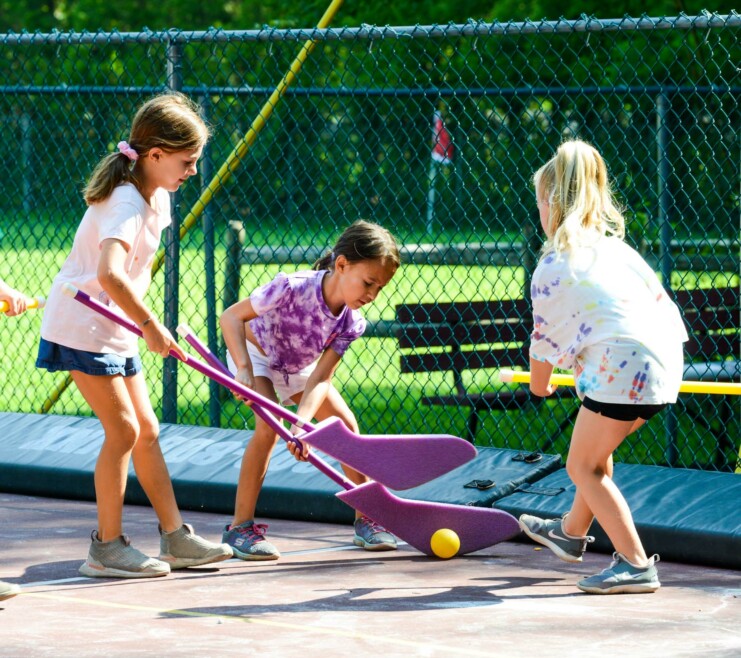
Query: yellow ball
430 528 460 559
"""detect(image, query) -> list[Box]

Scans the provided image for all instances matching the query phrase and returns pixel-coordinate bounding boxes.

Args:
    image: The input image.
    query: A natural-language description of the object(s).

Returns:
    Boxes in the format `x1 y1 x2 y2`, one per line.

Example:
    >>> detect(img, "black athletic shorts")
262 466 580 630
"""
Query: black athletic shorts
582 396 668 422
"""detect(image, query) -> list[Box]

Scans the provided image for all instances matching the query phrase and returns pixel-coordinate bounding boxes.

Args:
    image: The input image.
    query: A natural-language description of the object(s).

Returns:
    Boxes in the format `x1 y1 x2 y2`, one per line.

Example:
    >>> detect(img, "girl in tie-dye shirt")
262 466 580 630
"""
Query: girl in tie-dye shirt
220 220 401 560
518 141 687 595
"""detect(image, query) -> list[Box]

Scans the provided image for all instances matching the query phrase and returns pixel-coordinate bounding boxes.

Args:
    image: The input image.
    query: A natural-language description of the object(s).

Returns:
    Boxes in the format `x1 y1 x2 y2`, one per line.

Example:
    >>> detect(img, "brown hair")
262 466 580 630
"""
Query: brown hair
83 92 210 204
313 220 401 272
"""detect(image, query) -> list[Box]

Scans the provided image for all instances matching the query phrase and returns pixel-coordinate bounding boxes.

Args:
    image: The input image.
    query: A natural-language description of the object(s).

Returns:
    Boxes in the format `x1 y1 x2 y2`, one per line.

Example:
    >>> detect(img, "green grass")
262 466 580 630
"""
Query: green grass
1 216 738 471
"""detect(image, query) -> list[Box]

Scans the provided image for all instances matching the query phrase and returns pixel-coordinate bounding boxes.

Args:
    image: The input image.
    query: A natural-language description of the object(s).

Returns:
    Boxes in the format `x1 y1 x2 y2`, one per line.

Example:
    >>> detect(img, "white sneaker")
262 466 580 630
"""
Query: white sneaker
79 531 170 579
159 523 233 569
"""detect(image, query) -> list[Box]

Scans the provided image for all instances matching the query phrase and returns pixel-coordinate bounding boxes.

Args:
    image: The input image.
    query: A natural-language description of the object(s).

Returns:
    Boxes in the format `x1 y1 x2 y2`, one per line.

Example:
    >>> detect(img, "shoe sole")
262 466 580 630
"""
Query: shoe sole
353 536 397 551
224 538 281 561
79 561 170 579
518 519 583 563
577 582 661 594
232 551 280 561
160 551 233 570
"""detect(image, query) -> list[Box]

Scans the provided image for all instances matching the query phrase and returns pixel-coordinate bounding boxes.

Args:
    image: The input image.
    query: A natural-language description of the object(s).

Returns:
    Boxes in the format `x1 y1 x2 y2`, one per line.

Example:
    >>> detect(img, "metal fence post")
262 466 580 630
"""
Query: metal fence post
199 93 222 427
656 92 674 285
163 36 183 424
20 114 32 214
657 91 678 466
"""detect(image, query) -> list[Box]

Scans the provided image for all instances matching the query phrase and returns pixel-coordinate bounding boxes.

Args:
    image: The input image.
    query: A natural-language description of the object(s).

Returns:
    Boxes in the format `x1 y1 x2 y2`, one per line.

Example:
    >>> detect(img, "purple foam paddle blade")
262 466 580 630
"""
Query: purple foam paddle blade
302 417 476 490
338 481 521 556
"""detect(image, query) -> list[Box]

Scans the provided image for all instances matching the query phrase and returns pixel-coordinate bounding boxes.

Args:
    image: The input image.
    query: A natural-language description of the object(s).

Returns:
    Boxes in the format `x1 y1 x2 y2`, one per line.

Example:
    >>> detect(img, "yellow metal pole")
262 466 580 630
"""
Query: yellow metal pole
40 0 346 414
499 369 741 396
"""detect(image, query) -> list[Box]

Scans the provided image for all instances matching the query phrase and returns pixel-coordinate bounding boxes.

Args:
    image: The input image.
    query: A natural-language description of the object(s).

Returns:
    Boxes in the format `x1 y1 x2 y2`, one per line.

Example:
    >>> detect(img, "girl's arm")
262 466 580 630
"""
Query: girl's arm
220 297 259 393
529 357 557 397
97 238 185 359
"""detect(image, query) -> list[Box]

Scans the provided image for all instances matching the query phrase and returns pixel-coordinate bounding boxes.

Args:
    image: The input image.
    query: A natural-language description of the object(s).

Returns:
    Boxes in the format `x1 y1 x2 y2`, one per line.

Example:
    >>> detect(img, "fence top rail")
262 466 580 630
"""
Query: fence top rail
2 84 739 98
1 13 738 46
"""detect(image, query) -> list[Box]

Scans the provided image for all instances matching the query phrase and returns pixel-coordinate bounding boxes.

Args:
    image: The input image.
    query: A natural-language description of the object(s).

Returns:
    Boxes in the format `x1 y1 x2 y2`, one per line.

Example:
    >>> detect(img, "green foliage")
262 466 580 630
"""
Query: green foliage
2 0 738 32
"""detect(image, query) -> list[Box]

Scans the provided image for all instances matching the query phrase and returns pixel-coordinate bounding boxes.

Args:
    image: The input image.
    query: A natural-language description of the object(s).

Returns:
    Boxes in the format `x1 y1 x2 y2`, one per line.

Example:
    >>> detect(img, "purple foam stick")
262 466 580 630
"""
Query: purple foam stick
339 482 521 556
177 324 232 377
171 334 519 556
175 323 476 490
173 327 519 555
65 285 521 555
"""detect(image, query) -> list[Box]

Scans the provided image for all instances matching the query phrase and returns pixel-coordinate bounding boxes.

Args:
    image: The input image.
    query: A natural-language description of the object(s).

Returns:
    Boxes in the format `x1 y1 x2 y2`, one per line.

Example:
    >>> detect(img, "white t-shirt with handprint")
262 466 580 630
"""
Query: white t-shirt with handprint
529 236 688 404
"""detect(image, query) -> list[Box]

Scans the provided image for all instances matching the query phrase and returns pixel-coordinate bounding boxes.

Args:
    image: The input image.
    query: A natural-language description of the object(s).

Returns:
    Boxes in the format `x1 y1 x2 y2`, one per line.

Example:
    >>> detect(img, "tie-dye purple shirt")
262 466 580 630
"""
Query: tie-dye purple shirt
530 237 688 404
248 270 366 375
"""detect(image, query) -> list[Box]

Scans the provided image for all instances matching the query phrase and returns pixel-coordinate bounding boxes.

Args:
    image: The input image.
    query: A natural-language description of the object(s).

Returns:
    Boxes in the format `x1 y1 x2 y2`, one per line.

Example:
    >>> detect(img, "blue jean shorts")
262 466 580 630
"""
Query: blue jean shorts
36 338 142 377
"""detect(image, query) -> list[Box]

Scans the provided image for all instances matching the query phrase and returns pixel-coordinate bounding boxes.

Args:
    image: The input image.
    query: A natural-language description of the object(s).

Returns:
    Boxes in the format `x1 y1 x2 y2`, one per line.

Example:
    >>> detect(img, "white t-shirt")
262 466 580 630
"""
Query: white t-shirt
41 183 171 356
529 236 688 405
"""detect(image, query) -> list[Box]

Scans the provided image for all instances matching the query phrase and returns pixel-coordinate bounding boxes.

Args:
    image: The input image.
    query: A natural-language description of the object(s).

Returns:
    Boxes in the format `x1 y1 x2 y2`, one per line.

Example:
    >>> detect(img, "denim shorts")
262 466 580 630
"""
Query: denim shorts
36 338 142 377
582 396 668 422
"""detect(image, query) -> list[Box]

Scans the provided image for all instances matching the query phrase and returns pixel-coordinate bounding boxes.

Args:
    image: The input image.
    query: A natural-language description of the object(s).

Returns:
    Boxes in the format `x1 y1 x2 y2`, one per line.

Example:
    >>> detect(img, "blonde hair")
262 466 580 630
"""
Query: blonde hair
84 93 210 204
533 140 625 257
313 220 401 272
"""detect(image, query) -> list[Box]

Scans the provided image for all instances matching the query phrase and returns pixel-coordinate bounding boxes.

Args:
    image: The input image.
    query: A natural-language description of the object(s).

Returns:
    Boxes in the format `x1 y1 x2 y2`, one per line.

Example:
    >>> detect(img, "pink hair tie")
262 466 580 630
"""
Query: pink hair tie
117 141 139 162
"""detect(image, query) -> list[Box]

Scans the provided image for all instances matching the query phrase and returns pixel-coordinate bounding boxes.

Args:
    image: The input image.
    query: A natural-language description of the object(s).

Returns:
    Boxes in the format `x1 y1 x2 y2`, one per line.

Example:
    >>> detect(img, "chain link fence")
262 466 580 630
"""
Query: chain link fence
1 14 738 471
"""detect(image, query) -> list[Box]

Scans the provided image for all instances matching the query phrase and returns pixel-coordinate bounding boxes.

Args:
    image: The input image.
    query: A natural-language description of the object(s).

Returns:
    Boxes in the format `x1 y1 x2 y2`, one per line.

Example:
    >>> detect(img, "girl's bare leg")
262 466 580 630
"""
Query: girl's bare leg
232 377 279 526
565 407 648 565
562 455 612 537
124 372 182 532
73 371 182 540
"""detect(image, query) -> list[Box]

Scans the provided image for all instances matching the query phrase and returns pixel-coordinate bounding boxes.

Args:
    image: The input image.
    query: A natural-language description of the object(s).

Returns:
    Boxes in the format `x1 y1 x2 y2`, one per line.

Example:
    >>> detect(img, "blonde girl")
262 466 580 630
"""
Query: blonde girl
37 93 232 578
519 140 687 594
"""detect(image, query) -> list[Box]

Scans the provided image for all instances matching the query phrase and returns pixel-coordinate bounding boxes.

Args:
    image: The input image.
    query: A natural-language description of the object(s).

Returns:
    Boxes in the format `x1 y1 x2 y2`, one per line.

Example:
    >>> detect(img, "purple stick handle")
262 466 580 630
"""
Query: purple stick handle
63 284 354 491
177 326 354 490
178 329 232 377
178 327 314 429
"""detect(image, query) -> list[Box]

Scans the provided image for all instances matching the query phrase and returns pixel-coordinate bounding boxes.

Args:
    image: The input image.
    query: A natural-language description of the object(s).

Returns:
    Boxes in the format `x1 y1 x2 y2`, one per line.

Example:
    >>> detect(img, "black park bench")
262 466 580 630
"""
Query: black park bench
395 299 577 444
667 285 740 470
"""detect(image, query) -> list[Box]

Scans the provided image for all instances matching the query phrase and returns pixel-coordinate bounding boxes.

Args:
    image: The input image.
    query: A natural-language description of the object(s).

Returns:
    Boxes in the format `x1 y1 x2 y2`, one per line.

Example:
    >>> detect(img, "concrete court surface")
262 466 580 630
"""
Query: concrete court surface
0 492 739 658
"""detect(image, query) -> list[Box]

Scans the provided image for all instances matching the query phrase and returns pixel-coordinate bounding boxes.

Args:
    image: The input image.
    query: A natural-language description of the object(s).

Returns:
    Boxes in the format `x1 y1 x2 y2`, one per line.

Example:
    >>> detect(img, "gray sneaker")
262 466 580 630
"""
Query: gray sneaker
578 552 660 594
222 521 280 561
79 531 170 579
519 514 594 563
159 523 233 569
0 580 21 601
353 516 397 551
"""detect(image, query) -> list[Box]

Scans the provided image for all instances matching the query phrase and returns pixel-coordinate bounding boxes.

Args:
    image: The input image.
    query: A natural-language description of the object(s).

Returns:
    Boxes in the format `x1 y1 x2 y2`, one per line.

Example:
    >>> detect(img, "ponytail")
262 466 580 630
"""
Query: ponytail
533 140 625 258
83 152 139 205
313 251 335 271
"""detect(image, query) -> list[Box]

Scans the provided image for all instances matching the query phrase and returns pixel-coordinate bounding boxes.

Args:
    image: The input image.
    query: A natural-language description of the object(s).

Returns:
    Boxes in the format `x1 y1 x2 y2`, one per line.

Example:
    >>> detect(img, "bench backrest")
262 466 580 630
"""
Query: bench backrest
396 299 532 393
396 285 739 391
674 285 740 360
